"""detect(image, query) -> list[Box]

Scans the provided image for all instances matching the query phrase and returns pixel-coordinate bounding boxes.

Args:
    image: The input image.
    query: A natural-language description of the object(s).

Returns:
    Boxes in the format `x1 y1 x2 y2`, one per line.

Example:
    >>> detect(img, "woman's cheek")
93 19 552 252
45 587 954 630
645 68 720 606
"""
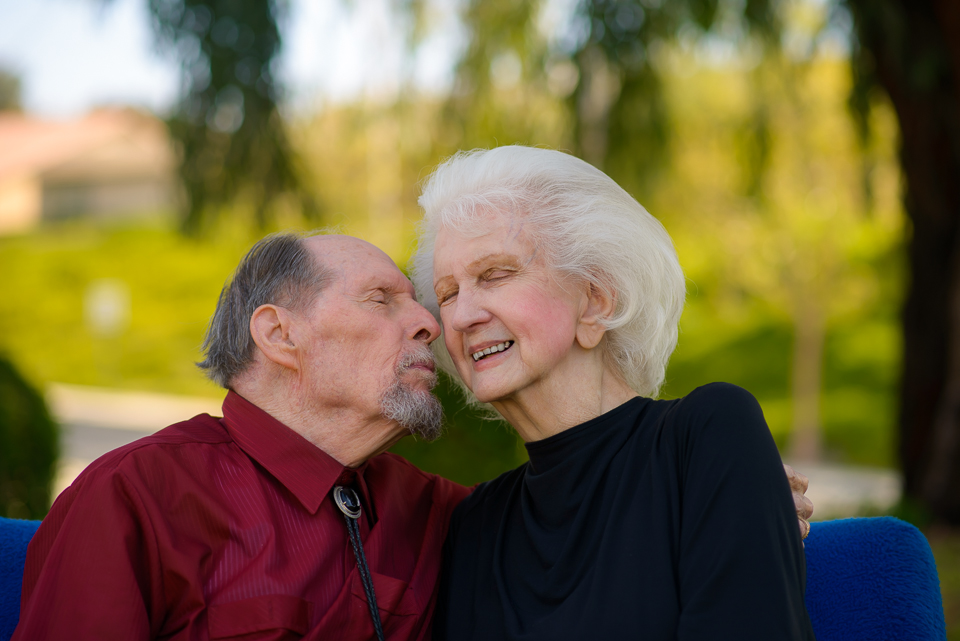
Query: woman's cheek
444 330 471 376
516 295 580 360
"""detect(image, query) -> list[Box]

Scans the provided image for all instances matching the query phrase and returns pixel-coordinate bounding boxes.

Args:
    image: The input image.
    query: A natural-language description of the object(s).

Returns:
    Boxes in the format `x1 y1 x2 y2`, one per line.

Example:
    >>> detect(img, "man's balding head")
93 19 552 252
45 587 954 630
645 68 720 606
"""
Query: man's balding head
199 232 443 464
198 232 331 388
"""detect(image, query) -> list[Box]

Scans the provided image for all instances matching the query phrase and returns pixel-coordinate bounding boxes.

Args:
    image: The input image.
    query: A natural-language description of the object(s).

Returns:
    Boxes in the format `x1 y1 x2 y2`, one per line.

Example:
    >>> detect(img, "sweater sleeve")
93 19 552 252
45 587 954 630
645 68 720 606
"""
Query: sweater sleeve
13 467 163 641
673 383 814 640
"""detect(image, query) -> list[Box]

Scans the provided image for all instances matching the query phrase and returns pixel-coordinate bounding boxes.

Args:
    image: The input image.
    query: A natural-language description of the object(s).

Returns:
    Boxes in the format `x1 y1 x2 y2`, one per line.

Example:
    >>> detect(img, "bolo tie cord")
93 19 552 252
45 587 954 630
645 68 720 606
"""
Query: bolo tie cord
334 485 386 641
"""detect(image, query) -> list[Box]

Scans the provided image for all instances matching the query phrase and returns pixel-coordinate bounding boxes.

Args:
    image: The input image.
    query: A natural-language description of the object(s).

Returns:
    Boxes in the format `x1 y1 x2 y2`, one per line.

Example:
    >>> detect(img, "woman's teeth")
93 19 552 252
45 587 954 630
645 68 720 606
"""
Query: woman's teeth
472 341 513 362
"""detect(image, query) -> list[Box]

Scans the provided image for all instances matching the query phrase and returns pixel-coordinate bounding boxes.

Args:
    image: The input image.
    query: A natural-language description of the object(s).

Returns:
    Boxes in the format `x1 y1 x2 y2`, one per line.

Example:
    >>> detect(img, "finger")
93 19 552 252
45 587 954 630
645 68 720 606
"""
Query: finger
783 463 809 493
794 493 814 520
798 517 810 541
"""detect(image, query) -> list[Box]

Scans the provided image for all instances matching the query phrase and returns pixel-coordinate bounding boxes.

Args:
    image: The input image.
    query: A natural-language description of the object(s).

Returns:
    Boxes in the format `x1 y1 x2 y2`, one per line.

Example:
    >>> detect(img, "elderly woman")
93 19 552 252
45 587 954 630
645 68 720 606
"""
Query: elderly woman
411 146 815 640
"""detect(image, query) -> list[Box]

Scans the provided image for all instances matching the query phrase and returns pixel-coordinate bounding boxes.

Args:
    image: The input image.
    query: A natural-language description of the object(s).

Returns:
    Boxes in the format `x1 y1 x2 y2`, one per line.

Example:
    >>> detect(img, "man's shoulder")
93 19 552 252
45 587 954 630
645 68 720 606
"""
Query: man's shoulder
367 451 466 487
73 413 231 482
367 452 471 500
45 414 234 535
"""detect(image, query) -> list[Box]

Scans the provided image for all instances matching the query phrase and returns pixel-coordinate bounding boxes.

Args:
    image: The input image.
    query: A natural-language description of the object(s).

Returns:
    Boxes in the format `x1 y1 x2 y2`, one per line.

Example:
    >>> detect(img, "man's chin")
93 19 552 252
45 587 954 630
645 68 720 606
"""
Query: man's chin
402 370 438 389
379 382 443 442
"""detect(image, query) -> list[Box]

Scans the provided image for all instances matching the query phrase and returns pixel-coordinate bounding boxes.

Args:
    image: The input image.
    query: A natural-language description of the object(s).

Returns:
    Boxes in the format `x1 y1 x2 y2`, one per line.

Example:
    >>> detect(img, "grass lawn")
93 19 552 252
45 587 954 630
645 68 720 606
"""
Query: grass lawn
928 529 960 640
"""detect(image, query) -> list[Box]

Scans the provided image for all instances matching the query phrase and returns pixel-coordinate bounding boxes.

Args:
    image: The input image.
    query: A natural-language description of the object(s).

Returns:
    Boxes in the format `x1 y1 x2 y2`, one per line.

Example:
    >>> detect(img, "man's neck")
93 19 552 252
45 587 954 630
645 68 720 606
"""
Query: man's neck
231 380 406 468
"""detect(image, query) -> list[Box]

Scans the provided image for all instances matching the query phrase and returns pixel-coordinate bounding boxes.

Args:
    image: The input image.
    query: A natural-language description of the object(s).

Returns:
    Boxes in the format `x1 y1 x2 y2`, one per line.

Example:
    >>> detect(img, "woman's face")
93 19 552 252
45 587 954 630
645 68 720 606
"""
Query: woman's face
432 214 588 405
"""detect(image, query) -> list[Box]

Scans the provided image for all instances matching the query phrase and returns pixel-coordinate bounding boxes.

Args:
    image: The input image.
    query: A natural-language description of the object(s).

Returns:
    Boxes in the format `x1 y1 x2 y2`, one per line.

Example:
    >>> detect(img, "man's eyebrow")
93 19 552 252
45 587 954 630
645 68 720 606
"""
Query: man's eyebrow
365 278 416 297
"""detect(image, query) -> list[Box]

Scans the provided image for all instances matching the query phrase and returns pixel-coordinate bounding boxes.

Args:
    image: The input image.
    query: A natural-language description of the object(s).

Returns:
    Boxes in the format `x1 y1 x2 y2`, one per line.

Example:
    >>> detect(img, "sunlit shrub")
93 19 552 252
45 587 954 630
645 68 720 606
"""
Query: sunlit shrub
0 356 58 519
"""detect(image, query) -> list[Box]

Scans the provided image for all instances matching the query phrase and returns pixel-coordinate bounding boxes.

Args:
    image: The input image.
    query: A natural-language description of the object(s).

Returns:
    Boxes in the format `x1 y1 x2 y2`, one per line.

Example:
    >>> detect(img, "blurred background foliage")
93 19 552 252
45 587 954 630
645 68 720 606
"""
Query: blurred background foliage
0 358 58 519
0 0 905 480
4 0 960 632
147 0 319 232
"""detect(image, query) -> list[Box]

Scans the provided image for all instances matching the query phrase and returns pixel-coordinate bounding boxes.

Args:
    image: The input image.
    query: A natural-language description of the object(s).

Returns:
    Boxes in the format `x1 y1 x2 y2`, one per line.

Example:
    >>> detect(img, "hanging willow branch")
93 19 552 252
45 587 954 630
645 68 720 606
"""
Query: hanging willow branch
147 0 317 232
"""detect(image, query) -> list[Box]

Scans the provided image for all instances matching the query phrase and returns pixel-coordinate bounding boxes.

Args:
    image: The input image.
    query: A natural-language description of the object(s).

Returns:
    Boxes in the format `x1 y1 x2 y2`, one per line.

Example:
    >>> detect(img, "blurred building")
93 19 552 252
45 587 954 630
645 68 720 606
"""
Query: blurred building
0 109 176 234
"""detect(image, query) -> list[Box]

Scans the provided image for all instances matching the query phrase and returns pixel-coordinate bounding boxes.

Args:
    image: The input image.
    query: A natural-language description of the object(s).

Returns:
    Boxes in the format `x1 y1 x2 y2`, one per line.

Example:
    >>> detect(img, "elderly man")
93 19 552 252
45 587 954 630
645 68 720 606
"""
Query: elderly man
15 231 812 640
15 233 470 640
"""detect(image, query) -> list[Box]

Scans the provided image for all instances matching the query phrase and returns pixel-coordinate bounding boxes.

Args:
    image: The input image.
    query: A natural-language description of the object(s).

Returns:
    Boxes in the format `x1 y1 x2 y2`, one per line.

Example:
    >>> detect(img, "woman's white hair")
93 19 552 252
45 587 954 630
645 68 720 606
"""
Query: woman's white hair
411 145 686 400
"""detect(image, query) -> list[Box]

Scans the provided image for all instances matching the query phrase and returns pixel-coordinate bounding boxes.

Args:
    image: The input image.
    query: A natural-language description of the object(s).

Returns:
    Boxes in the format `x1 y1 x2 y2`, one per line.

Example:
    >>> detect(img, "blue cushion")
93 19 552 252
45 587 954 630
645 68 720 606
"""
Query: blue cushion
0 515 949 639
0 517 41 641
805 516 947 641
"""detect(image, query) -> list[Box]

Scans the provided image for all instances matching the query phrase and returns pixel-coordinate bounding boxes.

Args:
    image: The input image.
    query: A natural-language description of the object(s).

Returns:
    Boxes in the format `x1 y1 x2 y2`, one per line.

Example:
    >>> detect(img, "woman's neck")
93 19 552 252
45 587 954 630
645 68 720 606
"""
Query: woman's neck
491 362 638 443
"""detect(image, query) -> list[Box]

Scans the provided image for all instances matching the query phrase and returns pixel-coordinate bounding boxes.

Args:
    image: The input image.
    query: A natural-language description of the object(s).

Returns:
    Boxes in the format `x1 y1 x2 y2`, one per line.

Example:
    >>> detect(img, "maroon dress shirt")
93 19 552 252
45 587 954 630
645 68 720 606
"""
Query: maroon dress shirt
14 391 471 640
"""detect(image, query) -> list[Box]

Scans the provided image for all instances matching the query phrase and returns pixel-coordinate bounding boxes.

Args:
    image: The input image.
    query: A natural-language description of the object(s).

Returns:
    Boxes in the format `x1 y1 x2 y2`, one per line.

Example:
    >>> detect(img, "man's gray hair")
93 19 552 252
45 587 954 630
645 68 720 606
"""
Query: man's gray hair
198 231 331 388
411 146 686 400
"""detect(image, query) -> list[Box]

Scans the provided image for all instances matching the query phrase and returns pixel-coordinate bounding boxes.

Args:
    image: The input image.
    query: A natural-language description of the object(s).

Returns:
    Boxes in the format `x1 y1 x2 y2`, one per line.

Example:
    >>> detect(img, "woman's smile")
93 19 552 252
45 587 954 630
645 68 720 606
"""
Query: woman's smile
432 216 587 405
470 340 515 363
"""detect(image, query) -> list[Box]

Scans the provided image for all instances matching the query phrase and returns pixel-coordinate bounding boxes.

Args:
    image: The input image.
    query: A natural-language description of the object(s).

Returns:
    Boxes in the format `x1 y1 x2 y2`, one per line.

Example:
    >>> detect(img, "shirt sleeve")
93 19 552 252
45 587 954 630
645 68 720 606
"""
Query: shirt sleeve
673 383 814 640
13 466 164 641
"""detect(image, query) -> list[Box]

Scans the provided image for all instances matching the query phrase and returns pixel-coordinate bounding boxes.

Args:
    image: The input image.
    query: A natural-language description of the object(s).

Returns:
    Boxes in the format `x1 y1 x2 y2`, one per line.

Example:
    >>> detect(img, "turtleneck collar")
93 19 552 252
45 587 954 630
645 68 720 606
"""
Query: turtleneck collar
524 396 646 474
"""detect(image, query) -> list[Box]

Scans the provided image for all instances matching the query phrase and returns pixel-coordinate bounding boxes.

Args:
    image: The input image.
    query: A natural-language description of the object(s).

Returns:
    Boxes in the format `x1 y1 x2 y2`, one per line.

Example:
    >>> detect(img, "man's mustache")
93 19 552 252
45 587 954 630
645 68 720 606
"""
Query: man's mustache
397 346 438 382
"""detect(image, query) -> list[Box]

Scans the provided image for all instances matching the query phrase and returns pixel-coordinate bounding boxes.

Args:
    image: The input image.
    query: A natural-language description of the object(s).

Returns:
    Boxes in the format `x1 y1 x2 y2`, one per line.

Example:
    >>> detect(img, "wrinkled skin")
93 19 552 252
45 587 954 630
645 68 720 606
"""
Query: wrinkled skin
785 464 814 541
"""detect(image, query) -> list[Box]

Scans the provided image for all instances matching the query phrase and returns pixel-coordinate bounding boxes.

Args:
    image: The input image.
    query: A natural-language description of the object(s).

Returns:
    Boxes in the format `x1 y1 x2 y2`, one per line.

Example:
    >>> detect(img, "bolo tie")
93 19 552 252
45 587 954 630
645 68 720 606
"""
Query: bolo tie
333 485 386 641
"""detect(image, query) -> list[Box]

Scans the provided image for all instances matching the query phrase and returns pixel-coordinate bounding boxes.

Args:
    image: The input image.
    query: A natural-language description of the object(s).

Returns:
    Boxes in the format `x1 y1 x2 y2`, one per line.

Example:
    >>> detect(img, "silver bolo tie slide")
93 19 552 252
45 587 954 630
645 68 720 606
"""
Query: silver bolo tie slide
333 485 385 641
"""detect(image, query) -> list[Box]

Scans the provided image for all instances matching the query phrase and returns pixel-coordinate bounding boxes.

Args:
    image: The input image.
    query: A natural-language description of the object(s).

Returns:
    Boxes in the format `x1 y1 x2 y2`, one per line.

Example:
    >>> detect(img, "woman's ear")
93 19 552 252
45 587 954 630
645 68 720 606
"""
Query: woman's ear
250 304 300 371
576 283 615 350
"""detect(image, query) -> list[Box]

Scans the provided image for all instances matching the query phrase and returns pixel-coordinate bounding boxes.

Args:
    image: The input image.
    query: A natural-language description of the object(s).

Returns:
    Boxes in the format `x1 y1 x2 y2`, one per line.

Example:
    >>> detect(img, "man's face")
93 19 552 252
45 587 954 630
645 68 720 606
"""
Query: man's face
294 236 443 440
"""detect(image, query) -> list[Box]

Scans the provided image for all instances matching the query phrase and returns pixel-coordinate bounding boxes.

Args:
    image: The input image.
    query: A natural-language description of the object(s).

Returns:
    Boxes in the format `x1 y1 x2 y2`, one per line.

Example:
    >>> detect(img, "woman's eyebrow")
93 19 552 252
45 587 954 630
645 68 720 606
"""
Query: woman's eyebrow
434 253 524 290
434 274 455 291
466 253 522 270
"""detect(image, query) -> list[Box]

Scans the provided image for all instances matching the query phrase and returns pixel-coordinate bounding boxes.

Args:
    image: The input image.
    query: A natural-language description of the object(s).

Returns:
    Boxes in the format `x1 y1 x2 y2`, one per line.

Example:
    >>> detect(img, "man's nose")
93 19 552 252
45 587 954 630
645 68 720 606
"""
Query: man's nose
409 301 441 344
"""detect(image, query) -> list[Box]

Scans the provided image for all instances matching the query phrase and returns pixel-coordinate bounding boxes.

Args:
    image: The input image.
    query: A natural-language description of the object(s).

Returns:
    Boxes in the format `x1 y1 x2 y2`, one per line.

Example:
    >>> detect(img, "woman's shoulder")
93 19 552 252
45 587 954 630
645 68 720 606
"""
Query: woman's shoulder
451 463 528 524
655 382 769 448
662 382 762 419
674 381 758 408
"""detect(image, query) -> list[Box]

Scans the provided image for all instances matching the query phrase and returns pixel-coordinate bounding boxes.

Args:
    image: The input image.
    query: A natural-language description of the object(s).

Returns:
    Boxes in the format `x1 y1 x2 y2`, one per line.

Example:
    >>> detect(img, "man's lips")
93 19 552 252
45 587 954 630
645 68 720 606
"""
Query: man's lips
407 361 435 373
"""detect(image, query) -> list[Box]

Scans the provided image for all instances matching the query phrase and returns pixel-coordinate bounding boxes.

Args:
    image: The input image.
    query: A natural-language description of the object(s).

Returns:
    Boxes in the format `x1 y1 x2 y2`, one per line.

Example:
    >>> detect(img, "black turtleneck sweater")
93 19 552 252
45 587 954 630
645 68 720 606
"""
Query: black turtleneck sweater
433 383 815 640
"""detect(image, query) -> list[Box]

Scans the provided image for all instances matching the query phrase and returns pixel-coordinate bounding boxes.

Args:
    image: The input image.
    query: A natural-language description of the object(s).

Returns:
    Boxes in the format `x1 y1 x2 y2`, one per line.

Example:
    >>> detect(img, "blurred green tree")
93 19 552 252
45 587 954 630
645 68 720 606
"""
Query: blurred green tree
0 357 58 519
441 0 960 524
844 0 960 524
650 56 902 463
0 68 21 111
144 0 317 232
390 373 525 487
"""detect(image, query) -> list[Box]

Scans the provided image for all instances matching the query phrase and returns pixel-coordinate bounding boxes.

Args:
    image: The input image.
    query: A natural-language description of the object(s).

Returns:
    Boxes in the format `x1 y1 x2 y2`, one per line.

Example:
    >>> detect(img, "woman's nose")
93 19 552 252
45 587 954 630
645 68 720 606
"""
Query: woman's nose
447 288 491 333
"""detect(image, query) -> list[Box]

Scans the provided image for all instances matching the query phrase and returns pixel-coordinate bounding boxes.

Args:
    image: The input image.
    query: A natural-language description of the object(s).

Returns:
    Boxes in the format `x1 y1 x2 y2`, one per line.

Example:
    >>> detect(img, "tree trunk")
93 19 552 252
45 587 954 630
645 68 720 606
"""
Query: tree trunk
790 299 825 462
847 0 960 522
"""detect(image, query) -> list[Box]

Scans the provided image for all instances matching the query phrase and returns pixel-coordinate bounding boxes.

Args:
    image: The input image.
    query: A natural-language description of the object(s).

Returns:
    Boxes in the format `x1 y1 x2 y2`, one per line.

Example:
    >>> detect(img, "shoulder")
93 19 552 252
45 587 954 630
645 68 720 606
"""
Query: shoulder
65 413 230 493
652 383 775 465
665 383 764 433
671 382 762 418
449 463 527 526
367 452 472 504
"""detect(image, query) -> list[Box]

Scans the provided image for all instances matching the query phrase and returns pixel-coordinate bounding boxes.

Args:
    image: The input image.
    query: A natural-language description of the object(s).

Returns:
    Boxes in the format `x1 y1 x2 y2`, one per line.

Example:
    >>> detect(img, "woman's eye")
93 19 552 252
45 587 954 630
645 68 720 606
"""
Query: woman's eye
483 270 512 282
437 290 458 306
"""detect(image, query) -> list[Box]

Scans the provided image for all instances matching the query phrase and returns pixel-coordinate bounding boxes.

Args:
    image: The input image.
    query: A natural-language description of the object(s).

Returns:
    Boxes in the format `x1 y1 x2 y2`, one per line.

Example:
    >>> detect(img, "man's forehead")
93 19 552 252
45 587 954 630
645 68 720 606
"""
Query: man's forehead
306 234 412 292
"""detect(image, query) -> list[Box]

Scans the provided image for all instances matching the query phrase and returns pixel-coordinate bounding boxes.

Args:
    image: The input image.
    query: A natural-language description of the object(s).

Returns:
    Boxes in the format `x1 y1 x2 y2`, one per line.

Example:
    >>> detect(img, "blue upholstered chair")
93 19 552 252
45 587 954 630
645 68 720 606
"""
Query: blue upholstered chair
805 516 947 640
0 517 40 641
0 515 948 640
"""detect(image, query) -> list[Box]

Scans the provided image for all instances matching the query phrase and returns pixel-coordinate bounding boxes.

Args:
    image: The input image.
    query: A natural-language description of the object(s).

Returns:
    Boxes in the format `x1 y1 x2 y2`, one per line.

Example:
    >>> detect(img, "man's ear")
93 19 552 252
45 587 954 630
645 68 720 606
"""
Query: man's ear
576 282 615 350
250 304 300 371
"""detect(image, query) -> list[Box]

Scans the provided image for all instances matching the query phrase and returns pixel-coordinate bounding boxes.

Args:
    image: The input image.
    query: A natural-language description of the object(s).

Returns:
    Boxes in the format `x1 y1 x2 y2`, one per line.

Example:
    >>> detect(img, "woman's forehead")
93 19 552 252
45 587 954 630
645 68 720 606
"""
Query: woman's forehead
437 211 531 246
433 227 545 286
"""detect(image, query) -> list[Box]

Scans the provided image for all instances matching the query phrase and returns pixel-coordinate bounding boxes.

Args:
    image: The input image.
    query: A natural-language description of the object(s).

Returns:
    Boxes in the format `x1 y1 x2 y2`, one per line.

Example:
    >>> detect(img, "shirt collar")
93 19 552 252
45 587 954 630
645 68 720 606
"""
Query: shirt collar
220 390 367 515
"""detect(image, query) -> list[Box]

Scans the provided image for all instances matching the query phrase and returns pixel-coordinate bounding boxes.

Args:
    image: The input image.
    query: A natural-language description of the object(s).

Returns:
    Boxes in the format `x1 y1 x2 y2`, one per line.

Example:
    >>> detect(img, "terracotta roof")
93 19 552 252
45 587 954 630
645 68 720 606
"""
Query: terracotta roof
0 108 175 182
